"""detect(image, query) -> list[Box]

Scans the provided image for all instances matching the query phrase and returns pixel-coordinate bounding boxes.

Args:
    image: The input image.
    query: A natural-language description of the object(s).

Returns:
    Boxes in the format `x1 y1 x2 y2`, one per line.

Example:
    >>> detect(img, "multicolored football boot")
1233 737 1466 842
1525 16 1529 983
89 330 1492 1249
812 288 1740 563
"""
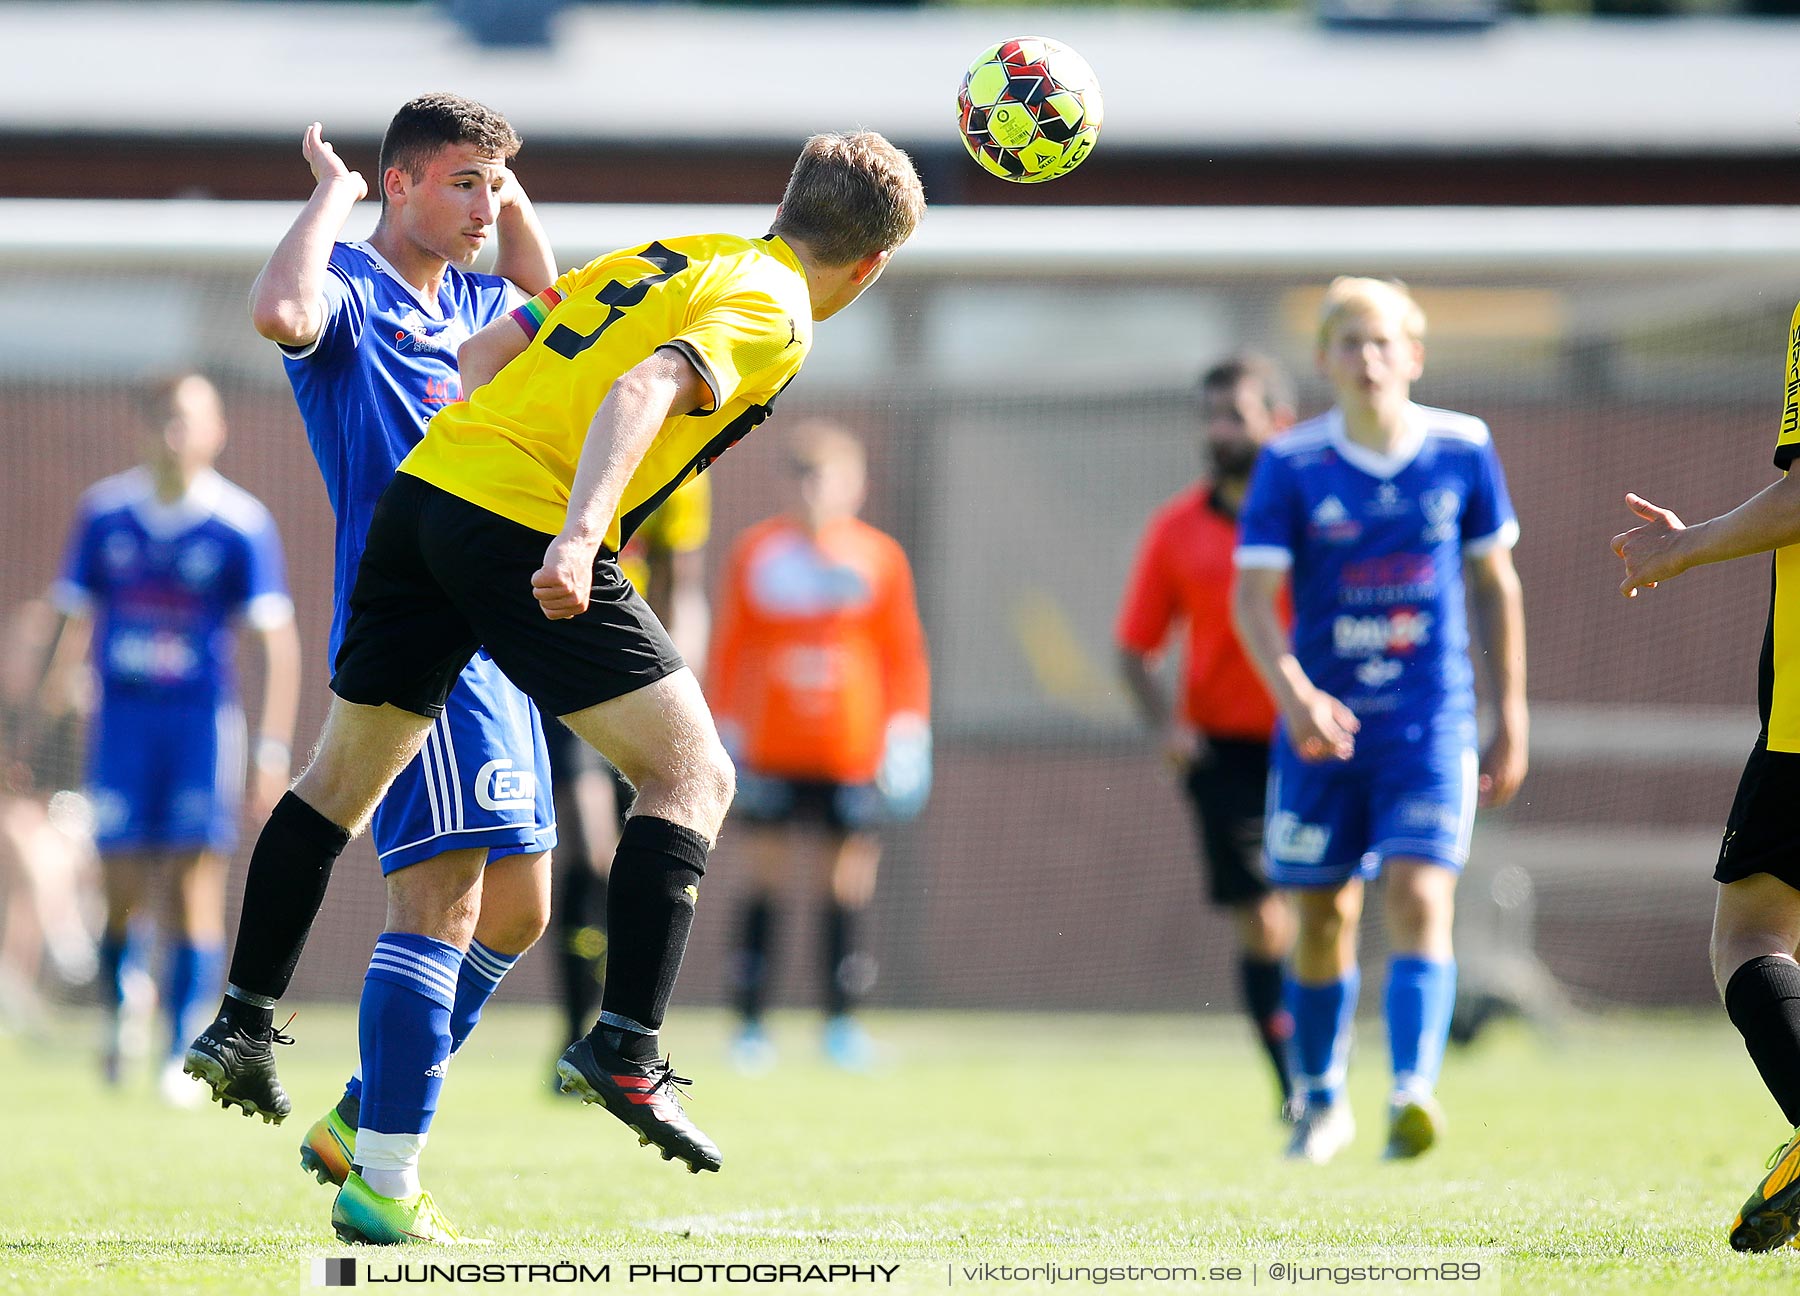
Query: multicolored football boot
332 1171 484 1246
556 1036 721 1173
1730 1127 1800 1252
300 1099 358 1187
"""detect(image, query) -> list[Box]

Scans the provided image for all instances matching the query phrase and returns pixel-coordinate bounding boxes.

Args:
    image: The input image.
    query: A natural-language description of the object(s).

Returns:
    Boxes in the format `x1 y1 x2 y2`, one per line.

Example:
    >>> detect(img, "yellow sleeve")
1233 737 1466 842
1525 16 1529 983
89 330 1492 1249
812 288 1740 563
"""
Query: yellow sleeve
670 276 802 411
1779 298 1800 471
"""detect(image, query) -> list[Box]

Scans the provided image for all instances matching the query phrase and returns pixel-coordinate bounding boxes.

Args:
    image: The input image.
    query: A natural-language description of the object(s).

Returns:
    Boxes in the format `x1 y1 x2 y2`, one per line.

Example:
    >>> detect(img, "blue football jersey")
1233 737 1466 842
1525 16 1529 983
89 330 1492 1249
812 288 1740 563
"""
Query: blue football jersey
1235 404 1518 741
277 239 554 871
52 466 293 704
281 241 515 656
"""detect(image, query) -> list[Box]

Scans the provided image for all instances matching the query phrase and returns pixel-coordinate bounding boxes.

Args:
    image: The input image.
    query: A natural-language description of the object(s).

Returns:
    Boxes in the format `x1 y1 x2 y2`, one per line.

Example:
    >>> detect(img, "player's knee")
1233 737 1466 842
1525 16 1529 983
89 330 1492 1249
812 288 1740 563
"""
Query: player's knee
696 740 736 835
482 902 549 956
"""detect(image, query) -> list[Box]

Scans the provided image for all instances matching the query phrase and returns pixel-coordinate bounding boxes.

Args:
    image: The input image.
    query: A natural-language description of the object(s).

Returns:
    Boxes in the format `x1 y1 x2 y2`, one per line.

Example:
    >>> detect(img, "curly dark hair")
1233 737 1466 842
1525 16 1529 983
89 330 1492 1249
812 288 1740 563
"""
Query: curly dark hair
378 93 522 193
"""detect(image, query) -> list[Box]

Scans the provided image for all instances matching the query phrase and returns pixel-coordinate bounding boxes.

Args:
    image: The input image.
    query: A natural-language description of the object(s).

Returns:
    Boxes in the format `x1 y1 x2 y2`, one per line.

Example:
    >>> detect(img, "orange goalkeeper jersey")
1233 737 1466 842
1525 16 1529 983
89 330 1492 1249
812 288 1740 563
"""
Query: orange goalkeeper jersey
709 515 929 783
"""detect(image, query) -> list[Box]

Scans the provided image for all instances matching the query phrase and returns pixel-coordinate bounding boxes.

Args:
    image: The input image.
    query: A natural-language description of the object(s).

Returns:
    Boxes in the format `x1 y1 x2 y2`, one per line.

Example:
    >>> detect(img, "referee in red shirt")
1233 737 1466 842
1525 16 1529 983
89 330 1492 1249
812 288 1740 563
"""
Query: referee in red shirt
1116 353 1299 1121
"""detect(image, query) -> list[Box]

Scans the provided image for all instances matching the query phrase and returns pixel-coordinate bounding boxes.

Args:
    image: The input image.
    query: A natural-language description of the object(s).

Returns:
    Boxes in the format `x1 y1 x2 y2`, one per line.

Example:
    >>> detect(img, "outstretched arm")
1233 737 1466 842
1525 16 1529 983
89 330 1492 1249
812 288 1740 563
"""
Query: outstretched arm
493 169 555 298
531 349 713 620
1613 474 1800 597
249 123 366 347
1465 546 1528 807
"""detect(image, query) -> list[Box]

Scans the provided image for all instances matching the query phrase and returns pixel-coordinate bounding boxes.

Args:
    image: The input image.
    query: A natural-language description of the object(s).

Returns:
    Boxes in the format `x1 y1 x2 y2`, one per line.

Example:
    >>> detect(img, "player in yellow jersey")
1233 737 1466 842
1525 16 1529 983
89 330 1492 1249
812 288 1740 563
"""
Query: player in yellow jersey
205 133 923 1212
1614 298 1800 1252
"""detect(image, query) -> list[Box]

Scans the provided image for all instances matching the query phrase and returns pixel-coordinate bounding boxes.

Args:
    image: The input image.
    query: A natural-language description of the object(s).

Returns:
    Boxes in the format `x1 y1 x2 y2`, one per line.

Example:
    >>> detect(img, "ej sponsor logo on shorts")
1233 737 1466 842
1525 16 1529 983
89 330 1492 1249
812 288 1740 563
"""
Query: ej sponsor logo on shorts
475 759 536 812
1268 811 1330 865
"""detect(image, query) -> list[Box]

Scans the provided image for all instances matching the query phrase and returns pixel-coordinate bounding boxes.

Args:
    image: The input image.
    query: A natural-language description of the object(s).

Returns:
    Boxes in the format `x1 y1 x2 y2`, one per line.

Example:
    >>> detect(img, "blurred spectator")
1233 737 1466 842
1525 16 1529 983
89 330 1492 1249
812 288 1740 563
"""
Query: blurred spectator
710 422 930 1072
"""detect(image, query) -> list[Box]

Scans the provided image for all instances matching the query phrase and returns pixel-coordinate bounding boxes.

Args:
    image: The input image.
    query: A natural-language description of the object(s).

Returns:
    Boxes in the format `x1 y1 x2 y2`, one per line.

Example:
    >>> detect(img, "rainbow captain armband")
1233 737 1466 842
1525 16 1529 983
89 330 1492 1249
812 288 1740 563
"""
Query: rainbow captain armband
509 286 565 341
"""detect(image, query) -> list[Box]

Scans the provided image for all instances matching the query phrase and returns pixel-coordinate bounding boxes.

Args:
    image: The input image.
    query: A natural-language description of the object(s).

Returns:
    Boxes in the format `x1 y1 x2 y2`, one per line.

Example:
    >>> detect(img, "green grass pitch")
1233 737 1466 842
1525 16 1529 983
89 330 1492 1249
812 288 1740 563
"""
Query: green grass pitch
3 1007 1799 1293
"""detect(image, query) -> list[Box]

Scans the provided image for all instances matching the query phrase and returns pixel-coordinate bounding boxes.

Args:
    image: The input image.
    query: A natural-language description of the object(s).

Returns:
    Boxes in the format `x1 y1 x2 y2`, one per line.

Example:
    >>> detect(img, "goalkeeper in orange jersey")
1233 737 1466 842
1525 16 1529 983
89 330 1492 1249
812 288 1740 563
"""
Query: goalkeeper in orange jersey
708 422 931 1071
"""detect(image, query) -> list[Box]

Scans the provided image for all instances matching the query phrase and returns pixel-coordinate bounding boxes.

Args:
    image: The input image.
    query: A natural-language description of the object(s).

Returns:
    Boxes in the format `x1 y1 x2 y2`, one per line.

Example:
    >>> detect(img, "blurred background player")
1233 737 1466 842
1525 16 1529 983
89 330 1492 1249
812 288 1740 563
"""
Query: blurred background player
709 422 931 1072
43 373 300 1103
549 474 711 1061
184 97 558 1241
1116 353 1298 1121
1232 278 1528 1164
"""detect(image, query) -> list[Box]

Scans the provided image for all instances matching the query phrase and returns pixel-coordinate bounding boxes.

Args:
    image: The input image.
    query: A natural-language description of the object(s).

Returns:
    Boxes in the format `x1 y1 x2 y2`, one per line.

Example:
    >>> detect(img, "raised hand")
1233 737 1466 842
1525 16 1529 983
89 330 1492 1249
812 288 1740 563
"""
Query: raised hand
302 122 367 203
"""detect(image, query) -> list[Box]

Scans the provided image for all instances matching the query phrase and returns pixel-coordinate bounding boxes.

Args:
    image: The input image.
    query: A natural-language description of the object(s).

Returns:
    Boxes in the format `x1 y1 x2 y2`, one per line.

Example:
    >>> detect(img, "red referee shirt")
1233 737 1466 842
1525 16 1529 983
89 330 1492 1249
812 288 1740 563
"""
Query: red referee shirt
1115 482 1281 742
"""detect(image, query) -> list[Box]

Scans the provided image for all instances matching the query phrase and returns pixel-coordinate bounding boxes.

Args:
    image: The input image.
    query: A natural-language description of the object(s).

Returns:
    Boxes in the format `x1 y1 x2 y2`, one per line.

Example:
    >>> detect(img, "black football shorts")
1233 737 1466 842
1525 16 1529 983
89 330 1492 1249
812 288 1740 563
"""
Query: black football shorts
332 473 684 720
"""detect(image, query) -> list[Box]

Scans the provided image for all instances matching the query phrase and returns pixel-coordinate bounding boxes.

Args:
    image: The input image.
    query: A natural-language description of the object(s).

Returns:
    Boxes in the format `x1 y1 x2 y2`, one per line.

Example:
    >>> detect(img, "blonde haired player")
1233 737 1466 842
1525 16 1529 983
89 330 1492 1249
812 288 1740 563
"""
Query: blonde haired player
1233 277 1528 1164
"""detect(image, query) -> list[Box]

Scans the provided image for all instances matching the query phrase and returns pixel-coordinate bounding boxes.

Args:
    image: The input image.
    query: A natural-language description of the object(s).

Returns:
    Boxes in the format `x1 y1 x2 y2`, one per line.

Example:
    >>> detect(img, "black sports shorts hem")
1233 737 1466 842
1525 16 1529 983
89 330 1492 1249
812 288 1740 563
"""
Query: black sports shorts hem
1184 737 1273 907
1716 738 1800 888
331 473 684 720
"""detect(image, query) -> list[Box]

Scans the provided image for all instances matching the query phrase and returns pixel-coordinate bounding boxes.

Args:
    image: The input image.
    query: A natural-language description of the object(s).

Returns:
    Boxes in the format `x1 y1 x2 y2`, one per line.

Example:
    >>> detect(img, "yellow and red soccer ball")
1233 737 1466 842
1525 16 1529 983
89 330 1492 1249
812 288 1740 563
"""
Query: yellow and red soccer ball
956 37 1103 184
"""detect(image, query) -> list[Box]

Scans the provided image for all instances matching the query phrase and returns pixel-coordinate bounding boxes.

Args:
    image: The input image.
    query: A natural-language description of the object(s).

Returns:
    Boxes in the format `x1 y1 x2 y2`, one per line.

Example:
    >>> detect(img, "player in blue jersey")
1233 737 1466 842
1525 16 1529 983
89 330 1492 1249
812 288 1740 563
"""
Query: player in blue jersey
44 373 300 1104
1232 278 1528 1165
181 95 557 1244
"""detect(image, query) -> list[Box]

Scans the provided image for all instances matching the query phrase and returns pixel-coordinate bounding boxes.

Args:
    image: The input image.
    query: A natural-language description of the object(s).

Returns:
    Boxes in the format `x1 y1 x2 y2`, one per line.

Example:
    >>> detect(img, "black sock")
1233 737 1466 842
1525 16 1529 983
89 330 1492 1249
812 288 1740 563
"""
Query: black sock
555 862 608 1044
735 895 776 1023
224 793 351 1010
1239 954 1296 1103
824 901 871 1019
1725 955 1800 1126
593 816 708 1052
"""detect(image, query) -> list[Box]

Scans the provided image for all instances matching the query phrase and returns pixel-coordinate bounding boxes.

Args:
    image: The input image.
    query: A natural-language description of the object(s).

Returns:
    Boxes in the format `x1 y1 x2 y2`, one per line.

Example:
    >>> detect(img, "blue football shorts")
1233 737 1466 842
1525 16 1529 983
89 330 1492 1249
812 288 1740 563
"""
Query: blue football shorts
372 651 557 874
1262 716 1478 889
88 691 246 855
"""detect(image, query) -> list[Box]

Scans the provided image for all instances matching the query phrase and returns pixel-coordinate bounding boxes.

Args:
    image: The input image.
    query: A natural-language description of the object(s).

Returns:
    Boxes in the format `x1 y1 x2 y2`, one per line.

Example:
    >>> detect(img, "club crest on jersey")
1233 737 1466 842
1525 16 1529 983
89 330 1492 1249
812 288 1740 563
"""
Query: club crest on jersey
1421 489 1461 543
475 758 535 811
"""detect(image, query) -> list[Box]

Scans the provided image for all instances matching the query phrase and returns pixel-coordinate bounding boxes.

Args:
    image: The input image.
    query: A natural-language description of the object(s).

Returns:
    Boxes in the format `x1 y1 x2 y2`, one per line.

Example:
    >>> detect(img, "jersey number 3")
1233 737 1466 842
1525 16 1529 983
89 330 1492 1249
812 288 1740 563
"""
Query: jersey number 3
544 242 690 360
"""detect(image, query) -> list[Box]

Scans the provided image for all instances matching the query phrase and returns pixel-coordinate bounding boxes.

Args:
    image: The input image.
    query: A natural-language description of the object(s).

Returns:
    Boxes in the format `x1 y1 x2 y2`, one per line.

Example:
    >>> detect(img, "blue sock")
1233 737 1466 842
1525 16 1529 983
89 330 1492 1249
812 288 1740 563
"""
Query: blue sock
342 939 521 1108
358 933 463 1138
451 941 522 1055
163 940 223 1061
98 926 150 1013
1287 967 1360 1107
98 931 129 1014
1386 955 1457 1096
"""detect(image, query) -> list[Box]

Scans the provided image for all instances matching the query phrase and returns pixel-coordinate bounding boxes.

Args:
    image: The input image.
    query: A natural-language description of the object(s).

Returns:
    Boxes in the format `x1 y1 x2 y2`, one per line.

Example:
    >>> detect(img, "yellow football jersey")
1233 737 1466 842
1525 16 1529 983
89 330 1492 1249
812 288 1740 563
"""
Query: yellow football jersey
401 232 811 551
1768 299 1800 750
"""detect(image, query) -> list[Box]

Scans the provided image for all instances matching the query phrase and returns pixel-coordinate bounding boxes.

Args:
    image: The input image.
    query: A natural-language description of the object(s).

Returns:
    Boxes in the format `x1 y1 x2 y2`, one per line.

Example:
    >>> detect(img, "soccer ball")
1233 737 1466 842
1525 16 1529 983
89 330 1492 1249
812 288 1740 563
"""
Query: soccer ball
956 37 1103 184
